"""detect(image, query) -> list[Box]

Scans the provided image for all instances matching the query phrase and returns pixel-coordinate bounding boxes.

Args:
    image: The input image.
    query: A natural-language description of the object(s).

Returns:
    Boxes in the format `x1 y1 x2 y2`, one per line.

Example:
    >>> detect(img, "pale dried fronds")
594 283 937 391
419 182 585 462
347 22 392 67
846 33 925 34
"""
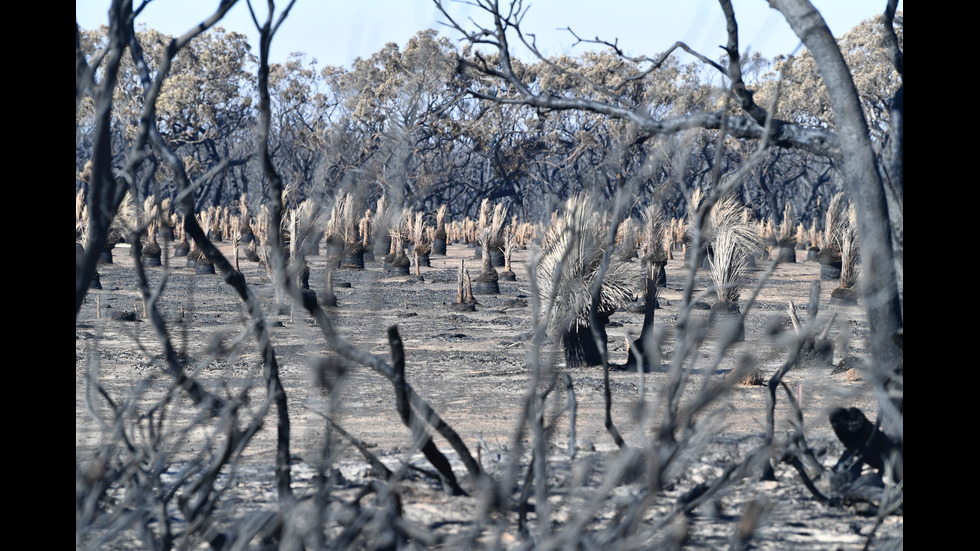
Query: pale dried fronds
207 206 223 238
809 218 822 249
373 193 402 242
413 214 431 256
340 193 362 244
238 193 250 226
222 206 233 239
76 190 89 237
489 202 507 248
477 198 491 234
824 192 847 256
142 196 157 222
535 194 637 334
288 209 298 259
838 205 860 289
709 227 751 305
515 221 535 248
375 195 387 233
462 217 475 244
400 208 414 243
200 209 212 239
685 187 758 257
690 186 706 215
325 191 345 239
757 219 768 242
641 203 669 266
547 209 561 246
255 205 269 244
435 204 449 239
615 217 637 258
292 199 323 253
389 227 408 260
142 197 160 245
779 202 794 241
115 191 138 234
708 194 760 258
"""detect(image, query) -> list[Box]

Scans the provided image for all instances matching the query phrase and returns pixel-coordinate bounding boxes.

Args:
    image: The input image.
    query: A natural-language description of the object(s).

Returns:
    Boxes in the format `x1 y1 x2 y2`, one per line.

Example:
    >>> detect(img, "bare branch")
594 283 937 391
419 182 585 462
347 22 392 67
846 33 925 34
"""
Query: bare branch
718 0 769 125
439 0 843 160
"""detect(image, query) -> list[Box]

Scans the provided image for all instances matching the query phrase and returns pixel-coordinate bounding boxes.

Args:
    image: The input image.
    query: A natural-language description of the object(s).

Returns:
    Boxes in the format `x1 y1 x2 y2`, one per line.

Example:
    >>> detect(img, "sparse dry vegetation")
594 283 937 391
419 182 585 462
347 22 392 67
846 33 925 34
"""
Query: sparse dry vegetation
77 2 902 549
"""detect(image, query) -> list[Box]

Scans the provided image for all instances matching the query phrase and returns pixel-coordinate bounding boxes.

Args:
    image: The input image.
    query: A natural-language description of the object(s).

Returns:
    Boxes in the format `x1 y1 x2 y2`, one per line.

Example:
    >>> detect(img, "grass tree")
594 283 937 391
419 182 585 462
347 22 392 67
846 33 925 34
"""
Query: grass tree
432 204 449 255
384 209 411 276
323 192 346 264
236 194 259 263
294 199 324 257
776 202 797 262
359 208 374 262
453 259 477 311
683 186 710 266
140 196 162 267
411 212 432 268
472 227 500 294
615 217 638 261
818 192 848 280
706 195 760 341
626 203 669 370
338 193 366 270
831 204 861 303
536 194 637 367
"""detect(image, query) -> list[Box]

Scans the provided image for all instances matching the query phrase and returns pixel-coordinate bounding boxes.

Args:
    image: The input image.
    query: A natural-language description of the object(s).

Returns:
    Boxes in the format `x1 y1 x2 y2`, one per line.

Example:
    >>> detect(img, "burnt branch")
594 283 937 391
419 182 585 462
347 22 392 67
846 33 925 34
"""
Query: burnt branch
388 326 466 495
718 0 769 125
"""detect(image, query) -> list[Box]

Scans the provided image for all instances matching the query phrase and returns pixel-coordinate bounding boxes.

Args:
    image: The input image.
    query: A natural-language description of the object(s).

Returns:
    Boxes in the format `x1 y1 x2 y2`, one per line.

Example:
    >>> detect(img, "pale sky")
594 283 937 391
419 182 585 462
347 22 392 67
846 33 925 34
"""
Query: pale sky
76 1 900 69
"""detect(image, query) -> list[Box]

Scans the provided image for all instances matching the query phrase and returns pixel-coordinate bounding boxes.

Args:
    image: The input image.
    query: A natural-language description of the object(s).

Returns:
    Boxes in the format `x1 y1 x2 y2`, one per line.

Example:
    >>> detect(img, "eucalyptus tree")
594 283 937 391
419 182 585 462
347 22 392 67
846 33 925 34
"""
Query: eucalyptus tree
77 24 257 210
265 52 339 204
331 30 465 211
